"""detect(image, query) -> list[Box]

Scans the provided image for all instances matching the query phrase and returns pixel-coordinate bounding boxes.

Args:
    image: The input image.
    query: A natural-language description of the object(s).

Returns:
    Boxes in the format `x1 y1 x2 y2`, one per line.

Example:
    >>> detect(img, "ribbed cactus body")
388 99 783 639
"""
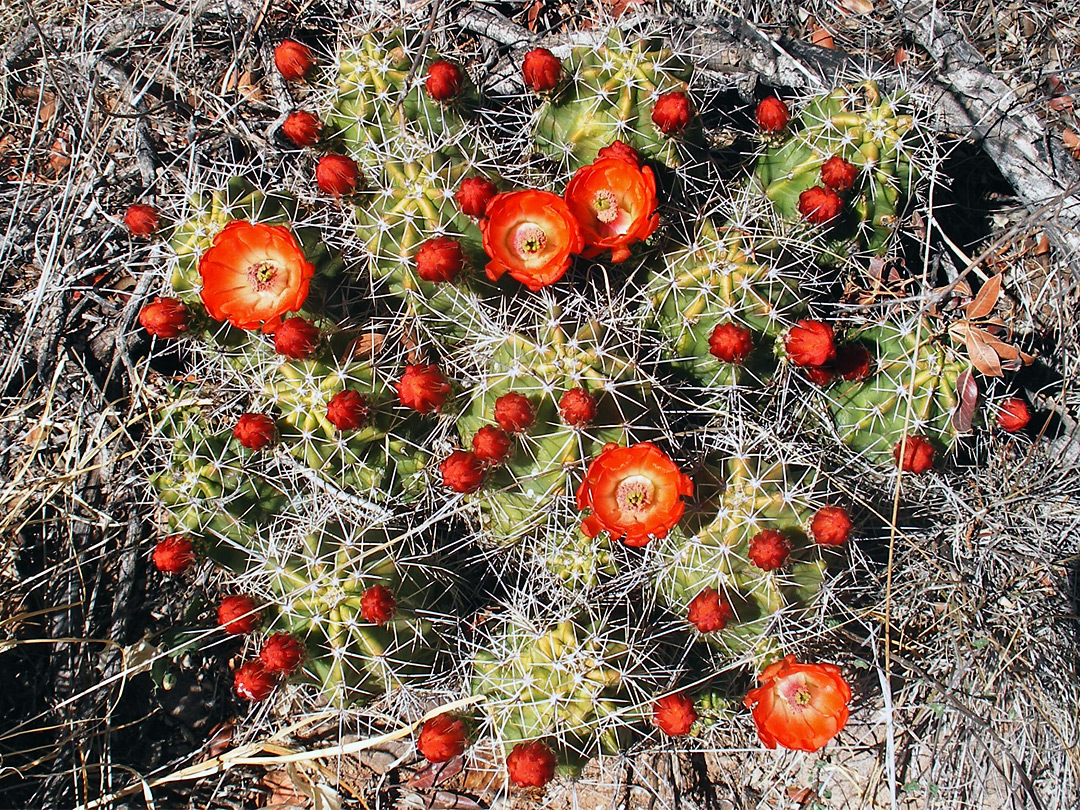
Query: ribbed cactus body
654 455 830 659
533 31 698 170
827 318 967 465
455 322 653 543
755 82 918 255
644 221 804 386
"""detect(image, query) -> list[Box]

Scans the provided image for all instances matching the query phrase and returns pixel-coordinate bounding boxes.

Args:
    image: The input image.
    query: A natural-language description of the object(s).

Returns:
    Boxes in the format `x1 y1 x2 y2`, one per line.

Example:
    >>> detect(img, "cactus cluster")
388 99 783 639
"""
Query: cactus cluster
134 18 1036 790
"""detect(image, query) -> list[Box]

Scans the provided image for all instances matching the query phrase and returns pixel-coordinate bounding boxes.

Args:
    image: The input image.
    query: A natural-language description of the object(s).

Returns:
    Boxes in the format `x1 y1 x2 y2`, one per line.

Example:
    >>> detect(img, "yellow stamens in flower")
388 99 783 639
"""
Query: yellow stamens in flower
616 475 655 513
247 261 279 291
593 189 620 224
513 224 547 255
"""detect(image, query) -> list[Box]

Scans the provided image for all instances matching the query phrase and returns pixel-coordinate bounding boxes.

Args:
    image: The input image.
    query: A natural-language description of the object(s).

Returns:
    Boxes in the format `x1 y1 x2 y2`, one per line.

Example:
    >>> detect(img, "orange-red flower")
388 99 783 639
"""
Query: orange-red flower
653 692 698 736
417 713 469 763
282 111 322 146
996 397 1031 432
218 594 261 635
708 322 753 364
810 505 852 547
506 741 557 788
359 585 396 625
199 220 315 332
894 434 935 474
326 390 371 431
744 655 851 752
522 48 561 92
259 633 304 675
755 96 790 133
494 392 535 433
152 534 195 574
559 387 596 427
139 297 189 338
316 153 360 196
456 176 498 217
651 91 692 135
235 660 276 702
480 190 583 291
798 186 843 224
274 40 314 81
820 156 857 192
472 426 512 465
125 203 159 236
748 529 791 571
687 587 733 633
784 319 836 368
425 61 463 101
564 157 659 262
577 442 693 547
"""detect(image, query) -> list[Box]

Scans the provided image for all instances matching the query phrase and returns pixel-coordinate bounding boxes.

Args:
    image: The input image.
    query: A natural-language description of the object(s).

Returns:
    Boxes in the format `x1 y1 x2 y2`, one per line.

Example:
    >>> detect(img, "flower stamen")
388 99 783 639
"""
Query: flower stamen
247 261 279 291
513 224 548 255
592 189 620 224
616 475 655 512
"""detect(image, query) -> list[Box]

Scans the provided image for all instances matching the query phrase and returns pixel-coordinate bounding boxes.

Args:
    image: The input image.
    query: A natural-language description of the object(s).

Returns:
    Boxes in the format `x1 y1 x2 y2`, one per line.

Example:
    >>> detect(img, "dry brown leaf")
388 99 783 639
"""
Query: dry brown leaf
261 769 311 808
48 138 70 173
1049 95 1075 112
966 274 1002 319
1063 128 1080 159
407 757 464 790
1035 233 1051 256
893 46 909 66
810 25 836 49
965 328 1003 377
841 0 875 14
38 99 56 123
952 368 979 433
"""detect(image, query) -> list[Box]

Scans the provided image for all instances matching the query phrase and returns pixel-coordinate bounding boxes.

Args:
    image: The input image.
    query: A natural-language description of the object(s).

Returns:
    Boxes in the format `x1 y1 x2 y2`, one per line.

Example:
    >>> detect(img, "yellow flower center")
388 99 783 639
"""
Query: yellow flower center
593 189 620 224
616 475 654 512
247 261 279 291
513 224 548 255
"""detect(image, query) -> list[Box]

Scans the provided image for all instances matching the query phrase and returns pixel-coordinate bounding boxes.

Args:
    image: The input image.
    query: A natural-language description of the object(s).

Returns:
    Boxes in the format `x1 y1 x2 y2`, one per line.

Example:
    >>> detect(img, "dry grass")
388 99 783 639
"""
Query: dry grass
1 1 1078 809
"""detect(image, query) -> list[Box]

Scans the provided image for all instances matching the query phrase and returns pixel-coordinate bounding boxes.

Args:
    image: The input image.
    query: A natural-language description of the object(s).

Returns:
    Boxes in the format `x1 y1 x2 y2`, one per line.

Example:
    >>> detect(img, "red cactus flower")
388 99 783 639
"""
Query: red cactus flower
414 236 464 283
996 397 1031 432
597 139 640 166
139 297 189 339
810 505 852 547
651 91 692 135
282 111 322 146
653 692 698 737
480 189 583 291
233 413 277 451
259 633 304 675
506 741 557 788
218 594 261 635
748 529 792 571
234 660 276 702
198 220 315 332
273 316 319 359
316 153 360 196
425 60 463 101
798 186 843 225
152 534 195 574
559 387 596 428
472 426 512 465
744 655 851 752
397 364 451 414
125 203 159 237
577 442 693 547
708 322 754 364
326 389 371 431
441 450 486 493
564 157 659 263
494 392 535 433
755 96 790 133
820 156 858 192
522 47 561 92
785 319 836 368
359 584 396 625
417 713 468 763
687 587 733 633
894 434 935 474
456 176 498 217
274 40 314 81
835 344 871 381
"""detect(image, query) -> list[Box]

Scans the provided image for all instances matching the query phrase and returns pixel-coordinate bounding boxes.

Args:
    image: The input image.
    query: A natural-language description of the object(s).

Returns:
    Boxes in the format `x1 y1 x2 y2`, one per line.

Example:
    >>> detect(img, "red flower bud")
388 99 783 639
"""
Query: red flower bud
748 529 791 571
798 185 843 225
326 389 371 431
456 176 499 218
820 156 858 192
995 397 1031 432
234 660 276 702
804 364 836 386
125 203 160 237
835 344 871 381
396 364 451 414
425 60 463 101
415 236 464 283
359 584 396 625
152 534 195 574
506 740 557 788
274 40 314 81
282 111 322 147
494 392 536 433
218 594 261 635
596 139 640 166
653 692 698 737
441 450 486 493
139 297 189 339
472 426 511 465
811 505 852 547
708 322 754 364
273 316 319 359
559 387 597 428
316 153 360 196
651 91 692 135
755 96 790 134
417 713 468 763
522 47 562 92
233 413 277 450
894 435 935 474
259 633 304 675
785 319 836 368
687 587 733 633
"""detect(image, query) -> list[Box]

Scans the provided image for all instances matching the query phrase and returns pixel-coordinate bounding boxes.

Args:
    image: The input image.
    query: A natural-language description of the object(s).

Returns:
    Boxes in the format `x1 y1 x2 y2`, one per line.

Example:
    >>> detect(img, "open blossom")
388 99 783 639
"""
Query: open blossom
744 655 851 752
198 220 315 332
564 157 659 263
577 442 693 547
480 190 583 291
